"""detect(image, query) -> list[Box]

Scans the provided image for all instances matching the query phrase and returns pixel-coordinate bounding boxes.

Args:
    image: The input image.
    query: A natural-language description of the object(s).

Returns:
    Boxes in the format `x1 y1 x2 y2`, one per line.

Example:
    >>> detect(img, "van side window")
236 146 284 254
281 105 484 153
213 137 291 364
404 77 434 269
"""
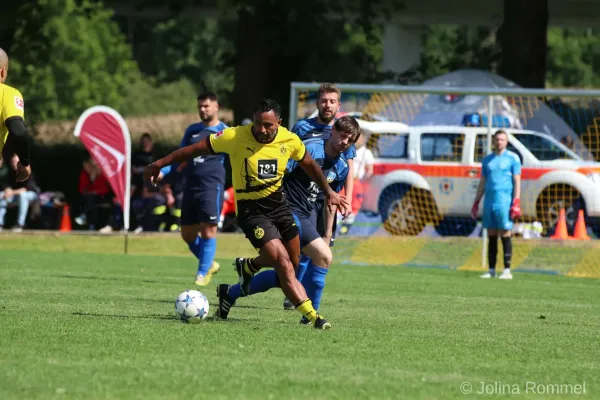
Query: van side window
421 133 464 162
369 133 408 158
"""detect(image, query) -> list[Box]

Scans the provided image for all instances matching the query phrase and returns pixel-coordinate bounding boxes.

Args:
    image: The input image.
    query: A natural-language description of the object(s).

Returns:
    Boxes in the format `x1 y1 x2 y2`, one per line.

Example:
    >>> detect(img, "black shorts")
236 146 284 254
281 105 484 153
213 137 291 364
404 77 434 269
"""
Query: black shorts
180 187 224 226
237 201 299 250
293 209 321 248
315 199 337 247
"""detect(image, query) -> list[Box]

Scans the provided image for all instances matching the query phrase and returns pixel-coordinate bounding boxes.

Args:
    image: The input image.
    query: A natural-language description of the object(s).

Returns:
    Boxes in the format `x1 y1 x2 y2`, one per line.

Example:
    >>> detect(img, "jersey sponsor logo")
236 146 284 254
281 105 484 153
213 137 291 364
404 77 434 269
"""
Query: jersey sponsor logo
14 96 24 111
254 226 265 239
257 159 278 179
84 132 126 178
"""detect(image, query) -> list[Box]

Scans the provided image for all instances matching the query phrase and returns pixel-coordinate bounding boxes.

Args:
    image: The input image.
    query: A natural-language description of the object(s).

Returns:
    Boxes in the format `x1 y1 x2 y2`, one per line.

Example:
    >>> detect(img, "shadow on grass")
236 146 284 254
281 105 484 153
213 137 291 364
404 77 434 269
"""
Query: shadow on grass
59 275 120 281
72 312 249 323
72 312 177 321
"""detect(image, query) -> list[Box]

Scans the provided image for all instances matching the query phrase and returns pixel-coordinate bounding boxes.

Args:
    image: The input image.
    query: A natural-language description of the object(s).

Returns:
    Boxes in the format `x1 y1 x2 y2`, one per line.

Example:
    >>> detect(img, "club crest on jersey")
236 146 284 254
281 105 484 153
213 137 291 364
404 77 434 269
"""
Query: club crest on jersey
14 96 24 111
215 130 224 138
280 144 287 156
254 226 265 239
327 171 337 183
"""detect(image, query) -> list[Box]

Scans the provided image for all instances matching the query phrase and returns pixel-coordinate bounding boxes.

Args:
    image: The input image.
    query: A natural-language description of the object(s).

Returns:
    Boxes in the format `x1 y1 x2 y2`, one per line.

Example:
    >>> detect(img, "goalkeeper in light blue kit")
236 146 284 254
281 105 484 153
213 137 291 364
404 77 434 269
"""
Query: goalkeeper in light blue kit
471 129 522 279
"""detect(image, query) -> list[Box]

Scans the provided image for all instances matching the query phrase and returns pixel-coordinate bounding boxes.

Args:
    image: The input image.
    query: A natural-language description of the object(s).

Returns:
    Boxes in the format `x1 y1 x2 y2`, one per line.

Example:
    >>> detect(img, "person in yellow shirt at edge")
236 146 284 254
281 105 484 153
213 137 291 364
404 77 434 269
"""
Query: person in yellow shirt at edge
144 98 350 329
0 48 31 182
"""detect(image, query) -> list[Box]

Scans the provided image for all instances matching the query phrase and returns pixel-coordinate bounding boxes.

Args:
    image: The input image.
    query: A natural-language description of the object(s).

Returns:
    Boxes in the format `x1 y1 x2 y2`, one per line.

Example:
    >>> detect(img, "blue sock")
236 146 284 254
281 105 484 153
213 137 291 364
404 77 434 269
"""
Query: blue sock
296 254 310 281
197 237 217 276
187 236 202 259
300 261 328 311
228 270 280 300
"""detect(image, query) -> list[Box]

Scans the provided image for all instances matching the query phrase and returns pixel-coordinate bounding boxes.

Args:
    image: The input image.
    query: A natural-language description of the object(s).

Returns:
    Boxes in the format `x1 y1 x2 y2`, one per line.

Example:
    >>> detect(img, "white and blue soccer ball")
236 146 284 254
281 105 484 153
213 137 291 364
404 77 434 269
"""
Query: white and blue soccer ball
175 290 209 323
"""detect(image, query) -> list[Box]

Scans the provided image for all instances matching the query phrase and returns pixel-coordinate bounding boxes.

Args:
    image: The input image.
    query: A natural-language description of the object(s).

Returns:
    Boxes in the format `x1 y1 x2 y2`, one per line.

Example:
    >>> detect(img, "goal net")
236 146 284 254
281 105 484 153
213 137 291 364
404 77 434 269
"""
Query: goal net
289 81 600 277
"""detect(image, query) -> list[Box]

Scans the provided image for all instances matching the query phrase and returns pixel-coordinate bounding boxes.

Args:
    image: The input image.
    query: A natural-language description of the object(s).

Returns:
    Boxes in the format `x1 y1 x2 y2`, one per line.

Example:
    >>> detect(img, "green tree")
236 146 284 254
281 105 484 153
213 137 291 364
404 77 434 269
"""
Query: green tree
419 26 499 81
224 0 388 123
7 0 142 124
133 16 236 101
546 28 600 88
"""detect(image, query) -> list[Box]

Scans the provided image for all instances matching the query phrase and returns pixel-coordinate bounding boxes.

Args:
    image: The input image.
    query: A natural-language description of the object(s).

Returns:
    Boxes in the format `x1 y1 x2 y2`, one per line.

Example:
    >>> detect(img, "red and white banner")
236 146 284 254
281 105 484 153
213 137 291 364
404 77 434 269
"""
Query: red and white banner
74 106 131 231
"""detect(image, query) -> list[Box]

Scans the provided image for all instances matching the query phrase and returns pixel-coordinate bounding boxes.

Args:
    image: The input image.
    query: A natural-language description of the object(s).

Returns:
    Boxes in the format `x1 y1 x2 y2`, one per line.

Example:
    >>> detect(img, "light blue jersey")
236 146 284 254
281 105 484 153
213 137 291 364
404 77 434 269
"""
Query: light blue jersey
481 150 521 230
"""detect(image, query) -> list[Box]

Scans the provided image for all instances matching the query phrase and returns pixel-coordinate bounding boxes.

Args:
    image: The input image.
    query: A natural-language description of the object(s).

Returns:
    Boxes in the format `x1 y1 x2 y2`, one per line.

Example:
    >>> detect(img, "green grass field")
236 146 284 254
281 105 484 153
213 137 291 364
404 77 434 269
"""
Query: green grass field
1 234 599 399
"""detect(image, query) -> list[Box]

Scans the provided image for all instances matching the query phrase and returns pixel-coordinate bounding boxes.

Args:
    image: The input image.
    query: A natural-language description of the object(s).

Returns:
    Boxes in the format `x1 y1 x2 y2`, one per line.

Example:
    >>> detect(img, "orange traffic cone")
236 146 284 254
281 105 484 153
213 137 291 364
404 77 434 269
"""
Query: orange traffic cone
60 204 72 232
573 209 590 240
550 208 570 240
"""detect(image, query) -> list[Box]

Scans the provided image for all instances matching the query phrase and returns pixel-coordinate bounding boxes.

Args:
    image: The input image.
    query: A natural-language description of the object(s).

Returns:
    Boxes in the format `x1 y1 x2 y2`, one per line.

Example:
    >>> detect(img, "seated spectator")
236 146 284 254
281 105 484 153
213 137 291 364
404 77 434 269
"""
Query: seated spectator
130 133 158 232
77 156 113 231
0 154 40 232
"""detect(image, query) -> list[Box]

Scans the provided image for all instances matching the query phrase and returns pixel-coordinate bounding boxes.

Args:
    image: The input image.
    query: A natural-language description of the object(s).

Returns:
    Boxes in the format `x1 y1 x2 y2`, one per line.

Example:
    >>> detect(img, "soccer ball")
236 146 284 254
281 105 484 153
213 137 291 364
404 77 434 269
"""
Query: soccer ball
174 290 209 323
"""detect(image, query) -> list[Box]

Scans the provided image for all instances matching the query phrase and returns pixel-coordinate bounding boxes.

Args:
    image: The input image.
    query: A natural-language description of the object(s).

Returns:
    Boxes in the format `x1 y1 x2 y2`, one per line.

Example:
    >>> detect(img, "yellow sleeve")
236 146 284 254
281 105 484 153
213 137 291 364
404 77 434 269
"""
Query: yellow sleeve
288 132 306 161
209 127 236 155
2 87 25 122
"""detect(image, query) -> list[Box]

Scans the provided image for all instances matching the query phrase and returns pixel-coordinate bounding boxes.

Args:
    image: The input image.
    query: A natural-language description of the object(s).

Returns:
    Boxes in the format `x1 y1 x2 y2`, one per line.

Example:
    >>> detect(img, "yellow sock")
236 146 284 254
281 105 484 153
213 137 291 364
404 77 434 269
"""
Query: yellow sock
295 299 318 324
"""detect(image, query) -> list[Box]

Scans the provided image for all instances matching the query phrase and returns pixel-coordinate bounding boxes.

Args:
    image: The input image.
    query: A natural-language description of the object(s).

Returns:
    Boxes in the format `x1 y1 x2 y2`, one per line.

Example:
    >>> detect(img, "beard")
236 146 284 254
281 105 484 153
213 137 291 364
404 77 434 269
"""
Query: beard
318 108 337 124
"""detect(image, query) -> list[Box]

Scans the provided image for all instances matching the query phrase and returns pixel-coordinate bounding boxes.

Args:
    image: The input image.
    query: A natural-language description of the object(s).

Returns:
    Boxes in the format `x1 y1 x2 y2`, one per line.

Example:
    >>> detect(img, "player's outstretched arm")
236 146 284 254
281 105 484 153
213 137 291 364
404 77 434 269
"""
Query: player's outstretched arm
298 152 350 215
144 137 214 186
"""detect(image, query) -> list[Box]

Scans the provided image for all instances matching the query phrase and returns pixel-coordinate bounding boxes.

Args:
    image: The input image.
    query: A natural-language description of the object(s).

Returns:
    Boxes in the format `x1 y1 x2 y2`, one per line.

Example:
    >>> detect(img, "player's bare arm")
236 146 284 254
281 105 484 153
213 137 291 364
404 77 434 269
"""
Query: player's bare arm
513 174 521 200
471 175 486 219
144 137 214 185
297 152 350 214
322 201 335 245
344 158 354 201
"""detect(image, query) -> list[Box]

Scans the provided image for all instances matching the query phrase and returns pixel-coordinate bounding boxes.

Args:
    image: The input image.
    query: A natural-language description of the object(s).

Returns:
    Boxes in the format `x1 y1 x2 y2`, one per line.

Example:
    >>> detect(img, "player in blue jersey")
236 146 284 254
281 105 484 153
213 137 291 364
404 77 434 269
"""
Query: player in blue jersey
471 130 521 280
155 92 228 286
283 83 354 309
214 116 359 323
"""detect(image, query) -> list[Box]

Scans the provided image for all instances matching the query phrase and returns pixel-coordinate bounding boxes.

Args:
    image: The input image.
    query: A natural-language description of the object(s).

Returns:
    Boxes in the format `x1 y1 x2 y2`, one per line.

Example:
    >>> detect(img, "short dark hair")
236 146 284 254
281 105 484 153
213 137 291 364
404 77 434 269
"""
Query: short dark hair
197 92 218 102
334 115 361 143
494 129 508 137
140 133 152 141
253 98 282 119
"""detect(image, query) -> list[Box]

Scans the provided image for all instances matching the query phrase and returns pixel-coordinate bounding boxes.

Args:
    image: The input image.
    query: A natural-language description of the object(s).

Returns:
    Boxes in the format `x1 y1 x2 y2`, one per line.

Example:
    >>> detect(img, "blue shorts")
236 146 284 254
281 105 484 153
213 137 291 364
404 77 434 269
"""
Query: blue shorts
482 199 513 231
293 210 321 248
180 188 224 226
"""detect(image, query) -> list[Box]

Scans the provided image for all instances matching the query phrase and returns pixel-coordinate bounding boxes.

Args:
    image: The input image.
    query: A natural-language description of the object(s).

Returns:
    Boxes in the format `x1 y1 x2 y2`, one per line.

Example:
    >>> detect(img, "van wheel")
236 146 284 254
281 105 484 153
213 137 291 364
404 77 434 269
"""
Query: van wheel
378 184 437 236
536 184 581 236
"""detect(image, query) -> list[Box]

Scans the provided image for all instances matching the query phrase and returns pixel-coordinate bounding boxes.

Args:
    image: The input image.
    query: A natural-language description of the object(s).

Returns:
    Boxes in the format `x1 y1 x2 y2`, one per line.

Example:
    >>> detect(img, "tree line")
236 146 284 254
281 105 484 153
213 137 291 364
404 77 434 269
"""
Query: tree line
1 0 598 129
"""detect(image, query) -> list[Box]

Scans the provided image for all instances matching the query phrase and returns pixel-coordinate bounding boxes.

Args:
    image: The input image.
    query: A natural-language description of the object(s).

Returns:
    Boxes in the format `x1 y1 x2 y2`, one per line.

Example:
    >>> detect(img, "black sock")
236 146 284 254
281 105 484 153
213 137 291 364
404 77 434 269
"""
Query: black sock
501 237 512 269
488 236 498 271
246 258 260 274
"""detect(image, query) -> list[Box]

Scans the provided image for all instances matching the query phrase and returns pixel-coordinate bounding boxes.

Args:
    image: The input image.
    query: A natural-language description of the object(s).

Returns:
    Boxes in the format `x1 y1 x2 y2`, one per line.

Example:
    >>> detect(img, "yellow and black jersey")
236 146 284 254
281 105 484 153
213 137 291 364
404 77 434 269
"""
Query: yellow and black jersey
0 83 25 158
208 124 306 212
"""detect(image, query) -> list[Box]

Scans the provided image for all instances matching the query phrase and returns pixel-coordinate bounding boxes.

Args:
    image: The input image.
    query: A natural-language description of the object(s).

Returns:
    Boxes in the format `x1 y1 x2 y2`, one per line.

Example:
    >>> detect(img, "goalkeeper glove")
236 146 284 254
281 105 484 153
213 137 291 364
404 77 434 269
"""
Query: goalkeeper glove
510 198 521 220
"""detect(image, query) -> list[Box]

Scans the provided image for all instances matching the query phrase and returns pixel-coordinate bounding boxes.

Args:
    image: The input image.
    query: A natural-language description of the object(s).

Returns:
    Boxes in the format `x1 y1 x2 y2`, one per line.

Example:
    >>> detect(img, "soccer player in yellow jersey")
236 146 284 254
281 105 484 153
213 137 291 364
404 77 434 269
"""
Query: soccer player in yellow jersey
145 99 349 329
0 48 31 182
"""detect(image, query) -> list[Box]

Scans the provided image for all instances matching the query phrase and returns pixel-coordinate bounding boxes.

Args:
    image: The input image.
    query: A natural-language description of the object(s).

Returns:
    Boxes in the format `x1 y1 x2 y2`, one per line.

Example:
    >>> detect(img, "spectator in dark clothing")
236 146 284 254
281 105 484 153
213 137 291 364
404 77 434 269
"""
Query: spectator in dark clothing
77 156 113 231
0 154 40 231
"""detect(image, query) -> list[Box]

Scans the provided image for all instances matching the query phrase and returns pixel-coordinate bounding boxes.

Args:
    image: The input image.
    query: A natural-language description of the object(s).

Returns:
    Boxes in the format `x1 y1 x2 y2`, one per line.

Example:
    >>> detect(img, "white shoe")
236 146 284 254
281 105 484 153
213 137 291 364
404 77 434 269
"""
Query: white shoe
499 269 513 280
480 272 495 279
99 225 113 234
